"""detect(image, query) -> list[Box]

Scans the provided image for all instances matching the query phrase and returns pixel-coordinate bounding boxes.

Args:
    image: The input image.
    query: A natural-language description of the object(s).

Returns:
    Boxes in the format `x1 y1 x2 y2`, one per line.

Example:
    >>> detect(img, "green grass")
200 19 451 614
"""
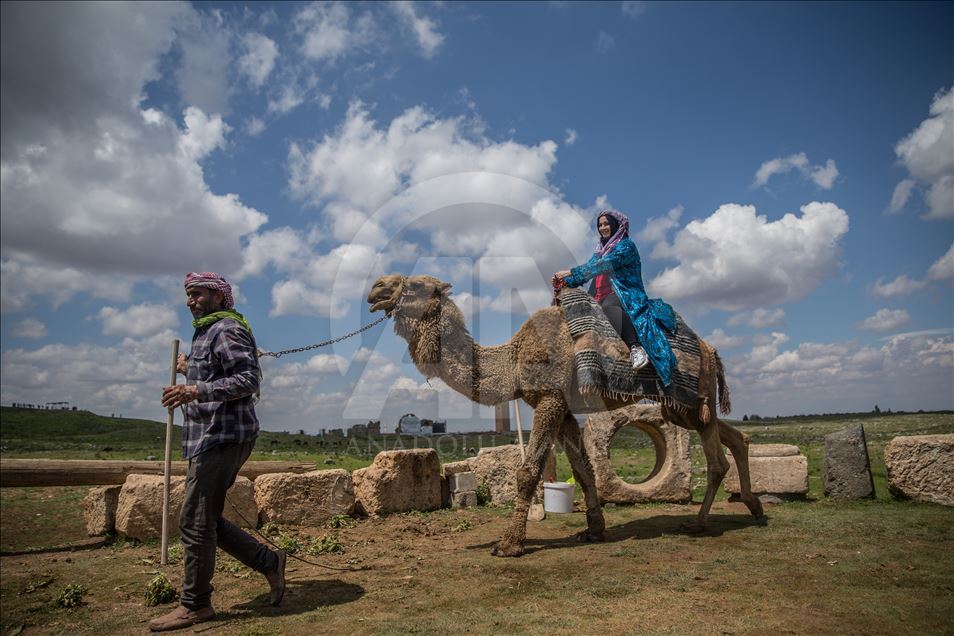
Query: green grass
0 406 519 464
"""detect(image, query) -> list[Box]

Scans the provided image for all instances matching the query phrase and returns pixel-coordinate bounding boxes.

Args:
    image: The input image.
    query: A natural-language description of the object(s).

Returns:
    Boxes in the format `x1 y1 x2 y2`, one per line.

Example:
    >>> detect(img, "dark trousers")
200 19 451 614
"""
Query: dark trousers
179 440 276 610
600 293 638 349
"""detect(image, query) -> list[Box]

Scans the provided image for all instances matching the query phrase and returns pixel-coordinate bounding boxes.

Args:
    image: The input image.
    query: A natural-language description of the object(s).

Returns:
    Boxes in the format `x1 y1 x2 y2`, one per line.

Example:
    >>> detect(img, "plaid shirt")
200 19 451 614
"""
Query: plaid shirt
182 318 260 459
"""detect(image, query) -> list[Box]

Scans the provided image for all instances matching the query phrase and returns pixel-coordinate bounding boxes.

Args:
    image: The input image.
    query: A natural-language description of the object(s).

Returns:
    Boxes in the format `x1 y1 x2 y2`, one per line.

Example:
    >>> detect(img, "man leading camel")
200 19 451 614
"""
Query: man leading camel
152 272 285 632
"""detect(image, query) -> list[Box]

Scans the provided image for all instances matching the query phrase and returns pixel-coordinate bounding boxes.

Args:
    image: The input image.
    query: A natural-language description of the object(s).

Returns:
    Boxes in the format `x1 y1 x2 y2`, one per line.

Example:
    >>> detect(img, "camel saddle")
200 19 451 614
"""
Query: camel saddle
557 287 703 416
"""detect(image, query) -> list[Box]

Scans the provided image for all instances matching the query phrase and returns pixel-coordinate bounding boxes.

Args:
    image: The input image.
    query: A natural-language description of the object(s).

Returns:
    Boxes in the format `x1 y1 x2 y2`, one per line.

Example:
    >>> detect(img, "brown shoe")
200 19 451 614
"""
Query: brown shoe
265 549 286 606
148 604 215 632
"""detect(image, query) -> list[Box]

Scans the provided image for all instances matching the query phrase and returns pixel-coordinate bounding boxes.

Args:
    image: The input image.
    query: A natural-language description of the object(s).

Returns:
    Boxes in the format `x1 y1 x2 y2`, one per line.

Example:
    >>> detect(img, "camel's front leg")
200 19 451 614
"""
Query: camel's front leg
558 413 605 543
491 394 564 558
685 417 729 533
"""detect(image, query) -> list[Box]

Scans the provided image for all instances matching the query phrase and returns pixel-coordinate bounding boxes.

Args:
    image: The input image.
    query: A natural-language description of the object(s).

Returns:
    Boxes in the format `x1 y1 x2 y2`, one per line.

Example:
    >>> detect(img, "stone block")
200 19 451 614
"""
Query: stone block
255 470 354 526
115 474 257 540
823 425 875 500
451 491 478 508
448 471 477 493
353 449 442 516
724 445 808 496
884 435 954 506
583 404 692 504
84 485 121 536
471 444 556 506
442 459 473 476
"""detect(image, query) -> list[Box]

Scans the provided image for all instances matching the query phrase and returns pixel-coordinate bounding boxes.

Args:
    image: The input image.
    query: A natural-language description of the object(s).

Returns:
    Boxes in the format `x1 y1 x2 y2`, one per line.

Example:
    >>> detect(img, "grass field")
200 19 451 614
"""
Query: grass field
1 408 952 634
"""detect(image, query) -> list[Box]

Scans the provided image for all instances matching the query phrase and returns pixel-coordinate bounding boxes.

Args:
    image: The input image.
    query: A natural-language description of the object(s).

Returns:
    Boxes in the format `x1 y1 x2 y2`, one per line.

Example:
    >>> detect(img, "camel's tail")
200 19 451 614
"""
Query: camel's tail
714 350 731 416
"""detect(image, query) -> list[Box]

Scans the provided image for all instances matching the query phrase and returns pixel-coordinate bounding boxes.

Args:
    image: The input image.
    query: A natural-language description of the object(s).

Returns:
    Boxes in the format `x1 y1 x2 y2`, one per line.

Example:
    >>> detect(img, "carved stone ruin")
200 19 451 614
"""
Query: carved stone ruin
823 425 875 500
114 474 257 540
583 403 692 504
255 469 355 525
352 449 442 516
724 443 808 498
884 434 954 506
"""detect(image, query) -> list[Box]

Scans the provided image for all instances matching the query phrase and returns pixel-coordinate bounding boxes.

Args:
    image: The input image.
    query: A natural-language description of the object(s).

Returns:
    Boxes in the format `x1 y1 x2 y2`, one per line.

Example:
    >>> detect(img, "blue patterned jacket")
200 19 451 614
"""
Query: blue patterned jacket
565 238 678 386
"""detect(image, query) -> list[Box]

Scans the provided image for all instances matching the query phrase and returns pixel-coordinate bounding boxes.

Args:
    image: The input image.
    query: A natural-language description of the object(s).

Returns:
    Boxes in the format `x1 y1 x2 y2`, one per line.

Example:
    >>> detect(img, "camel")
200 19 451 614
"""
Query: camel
367 274 764 557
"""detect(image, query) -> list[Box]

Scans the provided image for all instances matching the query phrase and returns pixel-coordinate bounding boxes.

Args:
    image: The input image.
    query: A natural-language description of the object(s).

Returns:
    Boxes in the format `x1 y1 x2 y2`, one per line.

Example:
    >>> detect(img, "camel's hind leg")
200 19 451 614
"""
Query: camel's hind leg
557 412 605 542
491 394 563 558
665 405 729 533
719 421 764 520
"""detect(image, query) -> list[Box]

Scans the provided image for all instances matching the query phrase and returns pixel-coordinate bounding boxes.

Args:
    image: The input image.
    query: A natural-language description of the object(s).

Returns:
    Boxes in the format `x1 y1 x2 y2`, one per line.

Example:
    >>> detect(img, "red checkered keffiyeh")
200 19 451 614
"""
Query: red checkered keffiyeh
184 271 234 309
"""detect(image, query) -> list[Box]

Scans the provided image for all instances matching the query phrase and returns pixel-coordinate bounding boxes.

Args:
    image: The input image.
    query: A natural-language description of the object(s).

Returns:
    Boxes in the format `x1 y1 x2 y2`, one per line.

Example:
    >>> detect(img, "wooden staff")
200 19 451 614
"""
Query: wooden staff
513 401 526 461
161 338 180 566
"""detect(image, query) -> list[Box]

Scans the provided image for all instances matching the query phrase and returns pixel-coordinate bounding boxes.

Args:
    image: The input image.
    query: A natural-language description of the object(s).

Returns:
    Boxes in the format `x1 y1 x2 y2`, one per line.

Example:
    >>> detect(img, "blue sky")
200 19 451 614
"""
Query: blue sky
1 1 951 433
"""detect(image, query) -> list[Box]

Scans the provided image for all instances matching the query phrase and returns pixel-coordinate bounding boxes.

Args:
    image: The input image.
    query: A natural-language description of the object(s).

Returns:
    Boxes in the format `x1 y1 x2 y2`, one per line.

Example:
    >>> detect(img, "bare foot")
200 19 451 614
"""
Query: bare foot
574 530 605 543
491 541 525 557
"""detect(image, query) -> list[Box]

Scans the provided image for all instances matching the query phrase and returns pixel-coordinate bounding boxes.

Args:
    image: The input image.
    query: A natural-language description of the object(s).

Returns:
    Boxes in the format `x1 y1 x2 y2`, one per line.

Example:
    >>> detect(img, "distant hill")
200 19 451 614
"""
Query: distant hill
0 407 179 456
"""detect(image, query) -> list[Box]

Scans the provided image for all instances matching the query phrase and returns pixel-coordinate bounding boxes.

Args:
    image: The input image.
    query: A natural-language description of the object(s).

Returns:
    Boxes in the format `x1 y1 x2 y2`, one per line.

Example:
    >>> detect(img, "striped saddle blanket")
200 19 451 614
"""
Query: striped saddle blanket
558 287 703 415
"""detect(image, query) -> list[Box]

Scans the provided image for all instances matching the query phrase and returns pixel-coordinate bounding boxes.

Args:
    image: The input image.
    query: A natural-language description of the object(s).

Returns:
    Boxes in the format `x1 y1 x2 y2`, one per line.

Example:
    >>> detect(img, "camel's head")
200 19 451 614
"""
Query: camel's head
367 274 452 319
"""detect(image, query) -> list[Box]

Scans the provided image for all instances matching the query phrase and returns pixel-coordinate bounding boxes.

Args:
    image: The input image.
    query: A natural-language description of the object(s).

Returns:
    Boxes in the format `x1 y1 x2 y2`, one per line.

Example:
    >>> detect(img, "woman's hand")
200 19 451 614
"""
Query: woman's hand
176 353 188 375
553 270 571 281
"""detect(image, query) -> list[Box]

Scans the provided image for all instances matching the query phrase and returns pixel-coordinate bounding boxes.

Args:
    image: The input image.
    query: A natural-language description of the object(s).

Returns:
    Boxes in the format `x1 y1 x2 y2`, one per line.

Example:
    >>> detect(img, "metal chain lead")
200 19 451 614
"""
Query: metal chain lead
257 314 390 359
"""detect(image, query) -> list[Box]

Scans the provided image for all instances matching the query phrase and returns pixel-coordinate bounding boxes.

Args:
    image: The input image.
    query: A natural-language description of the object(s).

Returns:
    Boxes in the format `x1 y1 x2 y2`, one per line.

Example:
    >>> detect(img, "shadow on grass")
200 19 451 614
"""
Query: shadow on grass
465 512 770 556
223 578 365 618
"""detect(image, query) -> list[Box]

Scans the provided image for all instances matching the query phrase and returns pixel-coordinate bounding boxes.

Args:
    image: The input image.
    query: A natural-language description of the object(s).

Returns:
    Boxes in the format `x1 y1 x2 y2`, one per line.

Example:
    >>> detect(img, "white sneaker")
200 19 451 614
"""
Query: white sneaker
630 345 648 370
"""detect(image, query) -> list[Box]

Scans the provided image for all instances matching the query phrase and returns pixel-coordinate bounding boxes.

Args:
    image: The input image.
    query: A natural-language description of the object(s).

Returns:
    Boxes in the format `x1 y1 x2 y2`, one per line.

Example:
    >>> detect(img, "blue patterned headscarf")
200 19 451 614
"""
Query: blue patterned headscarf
595 210 630 258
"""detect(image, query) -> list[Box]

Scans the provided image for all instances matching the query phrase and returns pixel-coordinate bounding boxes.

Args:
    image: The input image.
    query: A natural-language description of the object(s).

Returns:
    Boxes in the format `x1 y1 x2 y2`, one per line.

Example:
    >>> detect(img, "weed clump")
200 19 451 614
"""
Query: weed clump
327 514 356 529
275 533 303 555
475 480 490 505
144 573 178 606
452 519 472 533
56 583 87 608
308 534 344 555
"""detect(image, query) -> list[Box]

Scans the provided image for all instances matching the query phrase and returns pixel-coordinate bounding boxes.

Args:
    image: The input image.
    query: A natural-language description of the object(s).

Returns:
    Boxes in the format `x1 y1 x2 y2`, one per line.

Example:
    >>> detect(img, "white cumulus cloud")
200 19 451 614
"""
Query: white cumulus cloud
927 244 954 280
11 318 46 339
647 202 849 311
98 303 179 338
703 328 746 350
893 87 954 220
855 308 911 333
752 152 839 190
727 307 785 329
0 3 267 311
238 32 279 89
295 2 375 63
391 1 445 58
887 178 916 215
871 274 926 298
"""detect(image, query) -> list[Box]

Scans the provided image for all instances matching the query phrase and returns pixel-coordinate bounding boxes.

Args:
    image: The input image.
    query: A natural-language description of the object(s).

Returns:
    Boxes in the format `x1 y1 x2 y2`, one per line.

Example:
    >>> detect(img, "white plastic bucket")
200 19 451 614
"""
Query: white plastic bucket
543 482 575 513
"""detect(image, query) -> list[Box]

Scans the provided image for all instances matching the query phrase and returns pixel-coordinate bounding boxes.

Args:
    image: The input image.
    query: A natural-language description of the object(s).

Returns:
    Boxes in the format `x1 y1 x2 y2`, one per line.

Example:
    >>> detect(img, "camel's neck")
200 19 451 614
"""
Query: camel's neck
394 299 516 406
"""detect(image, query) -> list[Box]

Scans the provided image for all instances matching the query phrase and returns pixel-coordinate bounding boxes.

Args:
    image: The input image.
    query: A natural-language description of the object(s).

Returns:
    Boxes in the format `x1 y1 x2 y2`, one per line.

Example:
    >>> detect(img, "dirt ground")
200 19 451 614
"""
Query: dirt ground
2 498 952 635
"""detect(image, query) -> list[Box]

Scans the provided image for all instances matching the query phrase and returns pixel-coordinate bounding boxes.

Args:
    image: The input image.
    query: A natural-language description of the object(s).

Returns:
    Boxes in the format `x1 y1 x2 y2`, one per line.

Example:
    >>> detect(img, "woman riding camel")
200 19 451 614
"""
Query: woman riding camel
553 209 678 386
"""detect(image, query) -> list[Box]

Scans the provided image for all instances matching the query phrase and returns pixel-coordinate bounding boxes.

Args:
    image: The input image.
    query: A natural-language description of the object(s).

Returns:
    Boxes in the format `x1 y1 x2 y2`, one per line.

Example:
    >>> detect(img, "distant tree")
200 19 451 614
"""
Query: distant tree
874 405 881 414
742 415 749 422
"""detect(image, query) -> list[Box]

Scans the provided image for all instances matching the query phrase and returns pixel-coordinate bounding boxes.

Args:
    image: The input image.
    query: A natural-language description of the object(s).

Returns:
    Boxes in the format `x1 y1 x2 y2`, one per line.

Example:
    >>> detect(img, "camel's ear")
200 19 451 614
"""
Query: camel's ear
439 282 452 295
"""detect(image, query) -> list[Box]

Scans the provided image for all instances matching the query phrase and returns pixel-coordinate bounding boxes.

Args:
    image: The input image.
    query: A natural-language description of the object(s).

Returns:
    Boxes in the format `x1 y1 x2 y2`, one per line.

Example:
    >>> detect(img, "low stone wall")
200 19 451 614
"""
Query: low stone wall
255 469 355 525
353 449 442 516
724 444 808 497
583 404 692 504
112 474 257 540
470 445 556 506
884 434 954 506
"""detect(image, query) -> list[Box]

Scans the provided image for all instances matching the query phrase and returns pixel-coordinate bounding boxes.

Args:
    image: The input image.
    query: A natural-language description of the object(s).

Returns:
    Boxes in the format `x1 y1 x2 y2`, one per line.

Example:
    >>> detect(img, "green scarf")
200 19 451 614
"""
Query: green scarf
193 309 253 334
192 309 262 401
